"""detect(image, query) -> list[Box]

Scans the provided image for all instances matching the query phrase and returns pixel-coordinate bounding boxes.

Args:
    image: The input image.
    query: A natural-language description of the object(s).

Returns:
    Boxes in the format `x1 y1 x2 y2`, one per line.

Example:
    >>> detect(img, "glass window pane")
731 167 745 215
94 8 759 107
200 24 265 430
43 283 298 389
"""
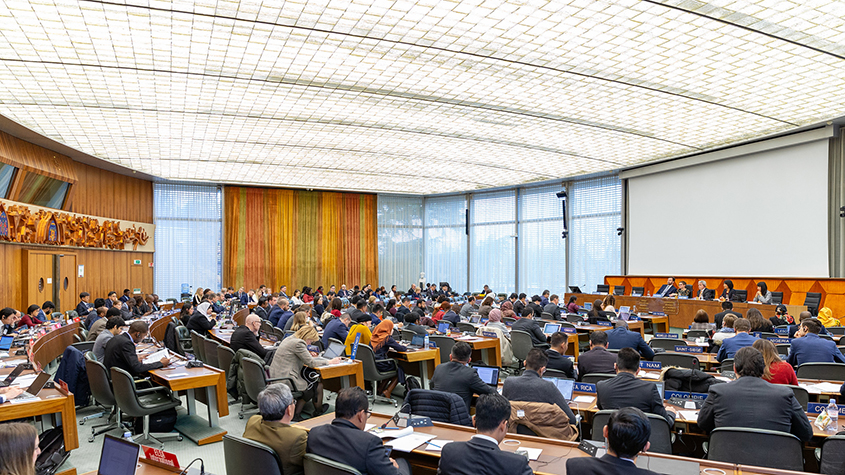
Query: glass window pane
569 176 622 293
519 184 566 297
378 195 424 292
424 196 467 294
470 190 515 294
0 164 16 199
17 172 69 208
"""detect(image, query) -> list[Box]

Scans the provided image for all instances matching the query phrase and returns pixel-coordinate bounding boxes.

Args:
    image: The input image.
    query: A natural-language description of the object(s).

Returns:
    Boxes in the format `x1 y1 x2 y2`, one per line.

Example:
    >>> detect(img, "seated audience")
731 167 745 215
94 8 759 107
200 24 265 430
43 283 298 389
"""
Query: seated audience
817 307 840 329
788 311 828 338
371 320 406 399
483 309 509 335
565 295 579 314
769 304 794 327
322 312 351 347
459 296 478 318
513 294 527 317
787 318 845 367
565 407 662 475
542 294 562 320
0 422 40 475
714 301 741 329
500 301 517 320
478 296 494 318
75 291 93 318
606 320 654 359
253 296 269 321
545 331 576 379
440 302 460 325
103 321 170 377
438 393 533 475
586 298 613 324
712 314 737 346
187 302 217 337
689 310 713 332
402 312 429 336
502 349 578 424
345 314 374 355
86 307 109 341
285 311 310 331
747 307 774 333
698 347 812 441
510 314 546 346
231 314 268 360
716 318 758 362
430 342 494 412
18 304 45 329
601 294 616 313
307 387 410 475
38 300 55 321
243 383 307 475
752 339 797 386
597 348 675 426
275 299 295 330
577 331 617 379
1 307 20 335
93 316 126 361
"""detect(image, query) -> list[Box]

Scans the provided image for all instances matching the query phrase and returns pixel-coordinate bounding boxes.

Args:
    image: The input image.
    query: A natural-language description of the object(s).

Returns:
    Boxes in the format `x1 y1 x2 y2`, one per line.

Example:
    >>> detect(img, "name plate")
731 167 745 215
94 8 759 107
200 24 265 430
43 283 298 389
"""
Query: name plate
767 338 791 344
640 361 662 370
665 391 708 401
774 327 789 335
656 333 679 339
143 446 180 469
561 327 577 334
596 321 612 327
652 312 667 316
628 315 640 321
482 331 497 338
574 382 596 393
674 346 704 353
808 403 845 416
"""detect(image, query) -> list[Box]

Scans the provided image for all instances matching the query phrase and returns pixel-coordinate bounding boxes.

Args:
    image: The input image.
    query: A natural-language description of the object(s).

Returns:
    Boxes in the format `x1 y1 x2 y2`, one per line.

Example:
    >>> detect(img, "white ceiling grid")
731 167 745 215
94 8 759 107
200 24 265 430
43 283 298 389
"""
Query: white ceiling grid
0 0 843 193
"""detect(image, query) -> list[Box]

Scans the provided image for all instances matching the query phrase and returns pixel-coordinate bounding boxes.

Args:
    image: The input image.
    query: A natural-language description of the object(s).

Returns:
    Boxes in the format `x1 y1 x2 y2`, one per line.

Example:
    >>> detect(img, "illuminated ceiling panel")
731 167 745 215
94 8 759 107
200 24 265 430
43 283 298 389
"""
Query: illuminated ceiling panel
0 0 844 193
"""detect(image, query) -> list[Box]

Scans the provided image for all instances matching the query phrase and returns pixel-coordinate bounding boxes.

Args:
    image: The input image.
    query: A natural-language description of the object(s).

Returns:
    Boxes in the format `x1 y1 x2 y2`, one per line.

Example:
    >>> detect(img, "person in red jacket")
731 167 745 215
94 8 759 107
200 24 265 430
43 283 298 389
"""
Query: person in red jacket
17 305 45 329
753 339 797 386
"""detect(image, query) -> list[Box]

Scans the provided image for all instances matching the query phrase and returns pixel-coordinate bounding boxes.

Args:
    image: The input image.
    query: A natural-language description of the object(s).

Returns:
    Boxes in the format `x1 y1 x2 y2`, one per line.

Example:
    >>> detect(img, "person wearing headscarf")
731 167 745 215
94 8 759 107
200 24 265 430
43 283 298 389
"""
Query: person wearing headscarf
370 320 407 399
500 301 516 320
187 301 217 337
486 308 510 335
817 307 840 329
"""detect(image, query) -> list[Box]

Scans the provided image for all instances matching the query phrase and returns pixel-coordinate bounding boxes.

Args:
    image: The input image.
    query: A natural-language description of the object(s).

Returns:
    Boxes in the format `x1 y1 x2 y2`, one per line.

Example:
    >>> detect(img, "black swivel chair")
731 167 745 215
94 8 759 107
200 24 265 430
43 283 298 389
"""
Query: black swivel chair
457 322 476 333
217 345 236 381
654 352 701 371
84 359 123 443
827 326 845 336
770 291 784 305
175 325 192 352
819 434 845 475
804 292 822 315
223 434 283 475
580 373 615 384
72 341 95 353
190 330 206 362
707 427 803 471
356 344 398 407
541 312 555 320
110 367 182 448
542 369 571 378
613 286 625 296
239 357 302 419
797 363 845 381
649 338 683 351
204 338 221 368
686 330 710 339
631 287 645 296
400 329 416 341
429 335 455 364
786 385 810 409
591 410 672 454
596 284 610 294
303 454 362 475
734 290 747 302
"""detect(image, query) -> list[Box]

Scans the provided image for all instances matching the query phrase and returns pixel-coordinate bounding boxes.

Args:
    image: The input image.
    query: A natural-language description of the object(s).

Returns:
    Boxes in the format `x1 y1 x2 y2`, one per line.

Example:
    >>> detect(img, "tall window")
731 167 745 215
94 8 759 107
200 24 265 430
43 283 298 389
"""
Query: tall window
377 195 423 293
569 176 622 293
424 196 467 294
154 183 222 300
519 185 566 297
470 190 516 295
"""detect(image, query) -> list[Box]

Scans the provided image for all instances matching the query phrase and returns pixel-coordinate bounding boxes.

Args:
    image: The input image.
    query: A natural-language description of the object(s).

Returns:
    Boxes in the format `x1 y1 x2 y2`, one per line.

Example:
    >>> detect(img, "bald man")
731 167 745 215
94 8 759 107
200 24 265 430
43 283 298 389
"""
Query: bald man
231 314 269 359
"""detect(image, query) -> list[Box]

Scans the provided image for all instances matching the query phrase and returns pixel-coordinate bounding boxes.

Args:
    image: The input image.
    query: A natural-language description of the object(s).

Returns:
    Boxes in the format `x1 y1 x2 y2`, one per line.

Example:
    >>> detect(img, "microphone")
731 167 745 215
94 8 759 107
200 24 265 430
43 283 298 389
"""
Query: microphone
180 458 204 475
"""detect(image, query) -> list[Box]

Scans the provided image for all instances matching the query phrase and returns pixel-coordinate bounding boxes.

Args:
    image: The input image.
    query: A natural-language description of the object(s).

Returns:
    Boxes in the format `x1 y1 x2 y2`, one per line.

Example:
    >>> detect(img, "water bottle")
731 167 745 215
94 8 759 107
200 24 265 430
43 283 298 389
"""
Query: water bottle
828 399 839 424
123 430 132 441
424 333 430 349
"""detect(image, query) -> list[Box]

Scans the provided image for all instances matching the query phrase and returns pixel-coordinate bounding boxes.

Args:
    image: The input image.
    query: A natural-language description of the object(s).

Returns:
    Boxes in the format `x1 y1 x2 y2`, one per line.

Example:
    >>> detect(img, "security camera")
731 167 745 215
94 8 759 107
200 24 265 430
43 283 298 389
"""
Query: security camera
617 227 624 236
556 191 567 199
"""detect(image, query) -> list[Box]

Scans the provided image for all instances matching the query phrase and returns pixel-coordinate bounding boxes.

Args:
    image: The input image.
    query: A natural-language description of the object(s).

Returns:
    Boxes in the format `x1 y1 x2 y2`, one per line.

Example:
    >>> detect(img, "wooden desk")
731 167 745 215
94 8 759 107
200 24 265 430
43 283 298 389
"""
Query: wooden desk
452 335 501 368
317 361 364 391
0 385 78 450
148 311 179 343
393 348 440 389
32 322 80 368
639 315 670 334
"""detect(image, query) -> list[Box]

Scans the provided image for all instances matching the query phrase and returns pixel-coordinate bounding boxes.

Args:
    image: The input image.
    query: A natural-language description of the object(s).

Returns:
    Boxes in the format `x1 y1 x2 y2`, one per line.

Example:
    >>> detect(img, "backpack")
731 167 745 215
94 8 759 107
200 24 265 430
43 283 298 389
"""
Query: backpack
35 427 69 475
404 376 422 392
132 407 178 434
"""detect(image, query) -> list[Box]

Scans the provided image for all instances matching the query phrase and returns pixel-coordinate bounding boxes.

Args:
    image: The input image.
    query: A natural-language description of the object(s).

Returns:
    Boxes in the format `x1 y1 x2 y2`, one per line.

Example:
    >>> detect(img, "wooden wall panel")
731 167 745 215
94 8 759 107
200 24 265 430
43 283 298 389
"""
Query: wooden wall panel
68 161 153 223
0 130 77 183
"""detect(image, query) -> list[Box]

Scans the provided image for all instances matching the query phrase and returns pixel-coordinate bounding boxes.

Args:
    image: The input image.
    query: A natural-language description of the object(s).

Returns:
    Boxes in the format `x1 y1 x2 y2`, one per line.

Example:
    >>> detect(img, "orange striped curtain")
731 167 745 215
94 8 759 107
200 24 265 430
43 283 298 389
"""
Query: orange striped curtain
223 186 378 291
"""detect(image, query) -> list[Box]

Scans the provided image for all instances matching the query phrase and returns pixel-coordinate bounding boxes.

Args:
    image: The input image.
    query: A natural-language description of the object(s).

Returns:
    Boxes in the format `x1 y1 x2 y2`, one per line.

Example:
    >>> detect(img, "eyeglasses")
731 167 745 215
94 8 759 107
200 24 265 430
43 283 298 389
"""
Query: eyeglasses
365 410 373 419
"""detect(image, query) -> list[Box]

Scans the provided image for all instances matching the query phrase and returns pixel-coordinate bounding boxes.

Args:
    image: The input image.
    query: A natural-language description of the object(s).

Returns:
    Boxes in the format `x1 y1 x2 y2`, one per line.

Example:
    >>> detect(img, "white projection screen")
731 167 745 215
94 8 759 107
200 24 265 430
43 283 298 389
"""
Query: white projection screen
627 139 829 277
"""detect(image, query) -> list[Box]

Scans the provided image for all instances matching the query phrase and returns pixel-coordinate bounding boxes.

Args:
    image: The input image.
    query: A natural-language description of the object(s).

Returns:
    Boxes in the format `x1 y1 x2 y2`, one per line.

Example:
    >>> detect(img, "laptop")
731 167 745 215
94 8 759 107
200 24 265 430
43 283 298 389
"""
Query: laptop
97 434 141 475
406 334 427 350
0 335 14 352
469 315 481 324
474 366 499 387
655 381 664 400
568 286 583 294
618 311 630 321
618 306 630 314
543 323 561 334
13 372 51 401
321 341 345 359
437 322 450 333
543 377 575 402
0 364 26 388
583 302 592 311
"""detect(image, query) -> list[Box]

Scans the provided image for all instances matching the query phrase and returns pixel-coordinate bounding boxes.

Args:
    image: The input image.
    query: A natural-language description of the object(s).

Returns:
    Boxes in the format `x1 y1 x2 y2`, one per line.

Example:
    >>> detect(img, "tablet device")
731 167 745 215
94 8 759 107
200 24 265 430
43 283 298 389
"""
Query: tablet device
322 341 345 359
543 323 561 334
474 366 499 386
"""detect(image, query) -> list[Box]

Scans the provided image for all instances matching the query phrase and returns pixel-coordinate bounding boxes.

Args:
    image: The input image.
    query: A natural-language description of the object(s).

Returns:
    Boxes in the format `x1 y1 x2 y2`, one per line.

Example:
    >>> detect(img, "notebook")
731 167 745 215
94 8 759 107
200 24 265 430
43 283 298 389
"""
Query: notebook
97 434 141 475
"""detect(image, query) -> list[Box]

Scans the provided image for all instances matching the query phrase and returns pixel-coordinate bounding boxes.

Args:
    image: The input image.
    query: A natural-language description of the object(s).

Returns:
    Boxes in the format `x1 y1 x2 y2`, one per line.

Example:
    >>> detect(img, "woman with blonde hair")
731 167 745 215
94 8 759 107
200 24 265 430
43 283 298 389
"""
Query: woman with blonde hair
0 422 40 475
601 294 617 313
287 311 310 332
192 288 204 307
752 339 797 385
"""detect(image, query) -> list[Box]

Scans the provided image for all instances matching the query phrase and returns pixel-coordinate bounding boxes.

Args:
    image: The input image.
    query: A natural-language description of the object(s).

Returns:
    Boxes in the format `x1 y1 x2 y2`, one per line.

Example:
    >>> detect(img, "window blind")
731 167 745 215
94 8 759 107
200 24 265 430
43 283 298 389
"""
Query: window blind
470 190 516 295
377 195 424 293
519 184 566 297
569 176 622 293
424 195 467 294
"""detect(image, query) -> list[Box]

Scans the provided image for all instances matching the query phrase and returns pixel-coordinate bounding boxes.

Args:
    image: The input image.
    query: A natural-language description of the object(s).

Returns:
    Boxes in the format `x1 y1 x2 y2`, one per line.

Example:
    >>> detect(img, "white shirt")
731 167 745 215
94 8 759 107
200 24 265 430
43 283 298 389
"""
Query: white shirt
471 434 499 446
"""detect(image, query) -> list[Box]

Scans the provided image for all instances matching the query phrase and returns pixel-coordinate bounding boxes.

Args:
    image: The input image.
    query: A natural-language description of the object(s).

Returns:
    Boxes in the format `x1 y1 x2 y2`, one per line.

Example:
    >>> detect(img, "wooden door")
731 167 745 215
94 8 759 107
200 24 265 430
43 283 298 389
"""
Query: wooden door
22 250 54 311
58 254 77 313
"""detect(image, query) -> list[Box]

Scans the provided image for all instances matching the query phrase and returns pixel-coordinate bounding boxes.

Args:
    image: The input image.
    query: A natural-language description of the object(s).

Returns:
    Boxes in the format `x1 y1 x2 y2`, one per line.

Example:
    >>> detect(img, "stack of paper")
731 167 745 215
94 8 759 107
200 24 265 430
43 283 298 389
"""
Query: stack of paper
678 410 699 421
385 433 436 452
573 395 595 404
143 349 169 365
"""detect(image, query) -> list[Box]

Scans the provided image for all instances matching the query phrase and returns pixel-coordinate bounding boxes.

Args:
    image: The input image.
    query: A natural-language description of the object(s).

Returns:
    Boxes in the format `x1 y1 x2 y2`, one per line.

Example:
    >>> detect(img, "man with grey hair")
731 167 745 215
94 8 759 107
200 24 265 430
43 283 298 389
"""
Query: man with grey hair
243 383 308 474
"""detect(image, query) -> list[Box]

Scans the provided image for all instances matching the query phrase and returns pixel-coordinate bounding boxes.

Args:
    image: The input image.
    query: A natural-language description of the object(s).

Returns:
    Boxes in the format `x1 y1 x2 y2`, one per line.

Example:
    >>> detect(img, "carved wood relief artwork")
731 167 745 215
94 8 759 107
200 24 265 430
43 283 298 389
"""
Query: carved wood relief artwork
0 200 149 250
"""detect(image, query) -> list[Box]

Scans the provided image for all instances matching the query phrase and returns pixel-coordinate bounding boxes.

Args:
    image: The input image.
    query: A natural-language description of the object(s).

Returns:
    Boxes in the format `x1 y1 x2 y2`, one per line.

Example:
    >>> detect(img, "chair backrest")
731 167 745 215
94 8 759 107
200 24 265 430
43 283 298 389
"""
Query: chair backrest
405 389 472 426
654 352 701 371
204 338 220 368
566 314 584 323
503 316 516 324
429 335 455 364
645 414 673 454
820 333 835 341
559 321 576 328
734 290 747 302
719 358 734 373
708 427 803 471
223 435 283 475
649 338 682 351
400 329 415 341
510 330 534 362
260 320 274 335
596 284 610 294
797 362 845 381
581 373 615 384
190 330 206 362
590 410 614 441
631 286 645 296
457 322 476 333
820 434 845 475
303 454 362 475
72 341 95 353
241 357 269 402
356 344 392 381
541 312 554 320
542 369 571 378
770 291 784 305
327 337 346 356
839 346 845 356
613 286 625 296
217 345 236 380
110 367 148 418
85 358 115 407
515 424 538 436
785 384 810 409
686 330 709 339
272 327 285 341
827 326 845 335
804 292 822 314
756 332 778 339
84 351 97 361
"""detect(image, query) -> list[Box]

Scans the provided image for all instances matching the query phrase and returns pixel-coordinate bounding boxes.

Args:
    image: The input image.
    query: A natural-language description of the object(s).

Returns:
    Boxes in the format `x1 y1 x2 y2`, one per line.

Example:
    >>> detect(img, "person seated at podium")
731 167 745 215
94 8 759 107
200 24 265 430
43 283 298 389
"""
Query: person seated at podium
654 277 677 298
565 407 661 475
719 280 737 302
753 281 772 304
676 281 692 298
697 280 715 300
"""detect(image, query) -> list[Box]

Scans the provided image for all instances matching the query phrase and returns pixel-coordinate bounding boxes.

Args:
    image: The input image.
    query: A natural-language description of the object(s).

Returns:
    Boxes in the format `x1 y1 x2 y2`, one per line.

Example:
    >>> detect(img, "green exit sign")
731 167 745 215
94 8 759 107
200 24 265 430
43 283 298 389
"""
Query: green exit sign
133 259 141 265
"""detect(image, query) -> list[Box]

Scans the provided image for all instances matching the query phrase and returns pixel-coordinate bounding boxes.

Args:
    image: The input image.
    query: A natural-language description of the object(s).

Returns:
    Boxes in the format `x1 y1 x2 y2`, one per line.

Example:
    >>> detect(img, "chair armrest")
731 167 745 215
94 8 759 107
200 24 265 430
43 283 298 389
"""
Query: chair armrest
533 343 551 350
137 386 170 395
375 358 394 364
267 376 297 387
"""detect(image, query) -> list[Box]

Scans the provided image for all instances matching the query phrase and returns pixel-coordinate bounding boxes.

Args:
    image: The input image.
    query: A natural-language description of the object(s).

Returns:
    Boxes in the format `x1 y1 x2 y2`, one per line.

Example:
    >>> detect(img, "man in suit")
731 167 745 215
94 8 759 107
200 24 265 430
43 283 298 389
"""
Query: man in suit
103 320 170 377
513 293 527 317
307 387 410 475
698 347 813 440
606 321 654 359
789 311 831 338
502 349 578 423
540 290 551 307
527 295 544 319
577 331 617 379
243 383 307 475
697 280 715 300
403 312 429 336
278 285 290 301
236 287 249 306
511 315 547 346
597 348 675 425
438 393 533 475
655 277 677 298
542 294 562 320
75 292 92 317
275 299 294 330
231 314 269 359
714 301 742 328
347 299 369 323
322 312 351 347
267 295 284 327
253 296 269 320
565 407 662 475
119 289 132 303
545 331 576 378
459 296 477 318
788 318 845 366
716 318 758 362
430 342 495 412
395 297 412 323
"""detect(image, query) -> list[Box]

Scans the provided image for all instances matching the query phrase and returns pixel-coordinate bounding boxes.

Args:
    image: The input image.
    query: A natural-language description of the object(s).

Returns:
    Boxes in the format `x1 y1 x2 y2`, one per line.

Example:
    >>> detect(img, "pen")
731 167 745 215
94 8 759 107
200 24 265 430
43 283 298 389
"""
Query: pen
426 442 441 448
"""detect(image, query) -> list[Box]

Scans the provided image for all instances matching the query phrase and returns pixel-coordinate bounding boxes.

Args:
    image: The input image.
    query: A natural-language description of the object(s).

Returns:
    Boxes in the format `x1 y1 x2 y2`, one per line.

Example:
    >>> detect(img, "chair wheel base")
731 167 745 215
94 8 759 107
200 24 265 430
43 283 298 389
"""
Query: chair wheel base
88 436 95 443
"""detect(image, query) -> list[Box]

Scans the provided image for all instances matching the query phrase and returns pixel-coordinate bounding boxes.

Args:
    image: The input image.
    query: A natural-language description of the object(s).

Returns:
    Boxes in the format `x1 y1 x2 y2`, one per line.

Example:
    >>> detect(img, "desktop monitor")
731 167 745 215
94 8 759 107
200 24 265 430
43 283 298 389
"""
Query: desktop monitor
568 286 583 294
474 366 499 386
97 434 141 475
543 323 561 334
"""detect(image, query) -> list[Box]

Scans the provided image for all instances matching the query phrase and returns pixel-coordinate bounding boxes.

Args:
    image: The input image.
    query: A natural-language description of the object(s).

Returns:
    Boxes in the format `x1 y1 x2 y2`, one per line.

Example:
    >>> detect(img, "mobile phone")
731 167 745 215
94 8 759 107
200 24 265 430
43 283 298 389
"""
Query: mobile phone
384 447 392 457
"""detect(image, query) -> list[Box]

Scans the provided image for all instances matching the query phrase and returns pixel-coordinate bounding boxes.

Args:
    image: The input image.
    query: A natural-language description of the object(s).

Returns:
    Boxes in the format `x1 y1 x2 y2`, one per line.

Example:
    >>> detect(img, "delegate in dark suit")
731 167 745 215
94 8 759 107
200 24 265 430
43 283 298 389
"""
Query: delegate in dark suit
267 305 283 327
75 301 92 317
253 305 268 321
229 325 268 359
698 288 716 300
697 376 812 440
405 323 428 336
186 311 216 337
566 454 661 475
542 303 561 320
597 372 674 425
438 436 532 475
655 284 677 297
276 310 294 330
307 418 402 475
577 347 617 379
430 361 495 412
510 318 546 346
544 348 575 378
103 332 163 377
321 317 349 348
787 333 845 366
605 326 654 359
243 416 307 475
714 309 741 329
716 332 758 362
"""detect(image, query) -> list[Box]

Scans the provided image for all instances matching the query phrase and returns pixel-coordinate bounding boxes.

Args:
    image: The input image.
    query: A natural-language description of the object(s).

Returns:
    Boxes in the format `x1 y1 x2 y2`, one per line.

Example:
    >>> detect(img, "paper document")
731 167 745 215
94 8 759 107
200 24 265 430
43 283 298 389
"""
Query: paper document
3 359 27 366
810 382 843 393
385 433 436 452
364 424 376 432
425 440 453 451
11 374 38 387
520 447 542 461
573 395 595 403
678 410 699 421
143 349 169 365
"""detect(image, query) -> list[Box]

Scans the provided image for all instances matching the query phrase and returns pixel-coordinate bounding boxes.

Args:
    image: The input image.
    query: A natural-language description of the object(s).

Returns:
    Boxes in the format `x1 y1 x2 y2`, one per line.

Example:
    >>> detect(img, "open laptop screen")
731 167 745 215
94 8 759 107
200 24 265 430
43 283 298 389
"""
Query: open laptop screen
475 366 499 386
98 434 140 475
543 377 575 401
437 322 450 333
543 323 561 334
26 372 51 396
322 341 345 359
410 334 426 347
0 335 13 351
